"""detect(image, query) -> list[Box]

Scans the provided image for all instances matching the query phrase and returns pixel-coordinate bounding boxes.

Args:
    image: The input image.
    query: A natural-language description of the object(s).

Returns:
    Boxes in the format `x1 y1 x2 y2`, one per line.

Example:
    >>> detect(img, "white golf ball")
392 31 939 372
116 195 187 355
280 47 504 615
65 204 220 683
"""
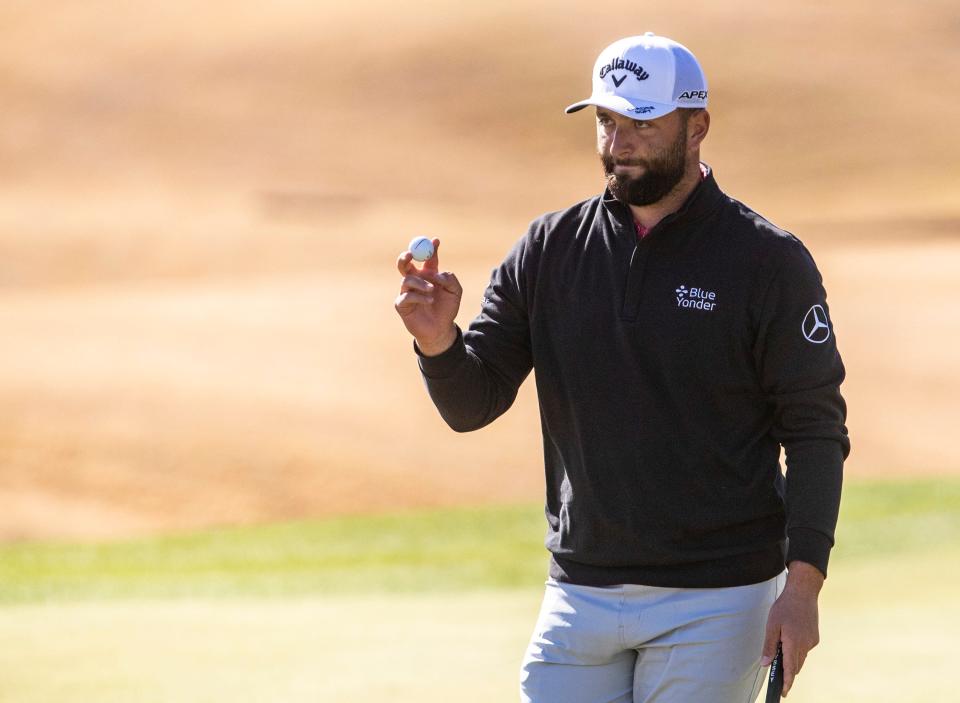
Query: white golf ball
409 236 435 262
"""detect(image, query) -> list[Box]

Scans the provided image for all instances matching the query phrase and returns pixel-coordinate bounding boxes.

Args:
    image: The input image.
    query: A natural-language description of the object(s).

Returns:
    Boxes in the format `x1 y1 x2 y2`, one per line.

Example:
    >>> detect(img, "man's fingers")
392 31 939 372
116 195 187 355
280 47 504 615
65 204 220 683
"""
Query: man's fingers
420 238 441 274
760 624 780 667
415 270 463 295
432 271 463 295
400 275 435 295
394 291 434 312
781 640 801 697
396 266 461 303
397 251 418 276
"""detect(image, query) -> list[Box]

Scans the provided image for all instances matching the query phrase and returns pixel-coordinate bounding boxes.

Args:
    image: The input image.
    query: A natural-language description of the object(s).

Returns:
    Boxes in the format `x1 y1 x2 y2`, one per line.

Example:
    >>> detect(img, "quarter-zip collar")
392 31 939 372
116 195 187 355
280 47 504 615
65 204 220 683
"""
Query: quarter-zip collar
601 162 725 240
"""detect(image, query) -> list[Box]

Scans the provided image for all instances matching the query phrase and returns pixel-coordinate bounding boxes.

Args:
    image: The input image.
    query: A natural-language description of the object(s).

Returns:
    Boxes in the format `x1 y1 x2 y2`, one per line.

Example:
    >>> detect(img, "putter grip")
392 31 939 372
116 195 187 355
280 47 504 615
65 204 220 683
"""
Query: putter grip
765 643 784 702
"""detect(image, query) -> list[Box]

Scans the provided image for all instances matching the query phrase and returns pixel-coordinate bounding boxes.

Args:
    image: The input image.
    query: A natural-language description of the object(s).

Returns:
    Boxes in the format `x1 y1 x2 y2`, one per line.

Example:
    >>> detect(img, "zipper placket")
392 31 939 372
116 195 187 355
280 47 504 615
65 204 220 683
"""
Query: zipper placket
620 212 677 321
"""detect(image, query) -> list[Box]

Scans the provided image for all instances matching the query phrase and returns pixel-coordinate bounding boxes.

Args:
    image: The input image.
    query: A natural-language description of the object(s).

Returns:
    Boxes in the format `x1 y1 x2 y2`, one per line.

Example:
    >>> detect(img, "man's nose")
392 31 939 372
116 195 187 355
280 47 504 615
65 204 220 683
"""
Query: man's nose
610 125 638 157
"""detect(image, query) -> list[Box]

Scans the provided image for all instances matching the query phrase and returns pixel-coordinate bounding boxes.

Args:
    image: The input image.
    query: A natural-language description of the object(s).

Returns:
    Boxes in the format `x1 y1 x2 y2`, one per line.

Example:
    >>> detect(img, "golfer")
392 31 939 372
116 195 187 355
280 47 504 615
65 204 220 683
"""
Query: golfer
394 33 849 703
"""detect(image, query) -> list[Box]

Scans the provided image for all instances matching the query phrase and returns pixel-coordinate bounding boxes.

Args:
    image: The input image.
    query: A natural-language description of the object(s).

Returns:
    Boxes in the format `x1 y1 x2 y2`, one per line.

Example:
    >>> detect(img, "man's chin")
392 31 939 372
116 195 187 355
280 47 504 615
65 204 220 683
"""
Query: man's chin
607 175 641 194
614 170 646 185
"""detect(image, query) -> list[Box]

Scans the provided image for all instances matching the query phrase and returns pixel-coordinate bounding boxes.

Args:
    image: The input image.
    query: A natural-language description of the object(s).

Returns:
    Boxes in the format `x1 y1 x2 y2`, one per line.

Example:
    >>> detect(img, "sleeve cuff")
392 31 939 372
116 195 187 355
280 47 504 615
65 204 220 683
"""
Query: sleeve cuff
414 326 469 379
786 526 834 578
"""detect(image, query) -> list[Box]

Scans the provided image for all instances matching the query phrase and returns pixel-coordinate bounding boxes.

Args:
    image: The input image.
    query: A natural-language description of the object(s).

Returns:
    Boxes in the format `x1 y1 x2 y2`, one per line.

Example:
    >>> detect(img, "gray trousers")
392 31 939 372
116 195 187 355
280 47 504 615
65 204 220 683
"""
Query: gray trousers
520 571 786 703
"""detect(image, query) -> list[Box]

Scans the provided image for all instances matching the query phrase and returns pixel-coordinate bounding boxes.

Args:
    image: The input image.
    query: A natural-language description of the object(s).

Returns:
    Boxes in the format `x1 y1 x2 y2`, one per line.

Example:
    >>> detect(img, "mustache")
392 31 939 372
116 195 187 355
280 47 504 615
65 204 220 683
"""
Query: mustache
600 154 649 172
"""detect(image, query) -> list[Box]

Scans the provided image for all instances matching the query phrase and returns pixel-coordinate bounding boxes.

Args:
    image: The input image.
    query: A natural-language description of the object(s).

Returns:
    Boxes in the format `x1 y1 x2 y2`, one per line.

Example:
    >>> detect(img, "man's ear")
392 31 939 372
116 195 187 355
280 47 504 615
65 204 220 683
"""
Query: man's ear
687 110 710 148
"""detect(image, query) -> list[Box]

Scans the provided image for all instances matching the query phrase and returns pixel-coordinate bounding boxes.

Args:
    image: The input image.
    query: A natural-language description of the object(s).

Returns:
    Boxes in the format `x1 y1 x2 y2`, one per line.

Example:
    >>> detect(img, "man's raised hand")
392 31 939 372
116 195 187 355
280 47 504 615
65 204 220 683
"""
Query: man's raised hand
394 238 462 356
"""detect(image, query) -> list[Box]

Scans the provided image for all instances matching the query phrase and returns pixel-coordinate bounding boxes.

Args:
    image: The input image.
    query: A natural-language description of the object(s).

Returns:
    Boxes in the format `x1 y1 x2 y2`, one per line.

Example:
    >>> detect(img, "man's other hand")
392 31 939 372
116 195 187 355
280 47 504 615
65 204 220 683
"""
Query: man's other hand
761 561 824 697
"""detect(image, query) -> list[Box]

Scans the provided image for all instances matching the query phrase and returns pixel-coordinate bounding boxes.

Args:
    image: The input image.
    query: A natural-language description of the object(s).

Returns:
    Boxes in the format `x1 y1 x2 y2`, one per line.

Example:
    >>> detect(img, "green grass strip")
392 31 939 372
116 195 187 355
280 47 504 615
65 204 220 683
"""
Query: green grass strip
0 478 957 603
0 504 547 602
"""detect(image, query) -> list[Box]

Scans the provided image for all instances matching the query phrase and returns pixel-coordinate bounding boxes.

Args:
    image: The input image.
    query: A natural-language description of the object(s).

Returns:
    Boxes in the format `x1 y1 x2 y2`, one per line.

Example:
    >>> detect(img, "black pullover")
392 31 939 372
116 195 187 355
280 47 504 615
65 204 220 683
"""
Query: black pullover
416 166 850 588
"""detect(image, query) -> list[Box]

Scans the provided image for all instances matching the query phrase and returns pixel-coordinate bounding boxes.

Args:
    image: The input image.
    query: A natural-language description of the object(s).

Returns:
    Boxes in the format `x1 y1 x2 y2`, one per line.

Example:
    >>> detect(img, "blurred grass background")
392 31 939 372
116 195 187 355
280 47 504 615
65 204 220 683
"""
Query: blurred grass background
2 478 959 601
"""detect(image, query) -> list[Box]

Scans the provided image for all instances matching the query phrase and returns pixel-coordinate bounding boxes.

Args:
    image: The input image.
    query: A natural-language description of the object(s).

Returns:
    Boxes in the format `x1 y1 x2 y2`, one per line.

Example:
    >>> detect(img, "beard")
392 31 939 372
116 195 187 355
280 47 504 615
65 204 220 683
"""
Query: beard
600 128 688 206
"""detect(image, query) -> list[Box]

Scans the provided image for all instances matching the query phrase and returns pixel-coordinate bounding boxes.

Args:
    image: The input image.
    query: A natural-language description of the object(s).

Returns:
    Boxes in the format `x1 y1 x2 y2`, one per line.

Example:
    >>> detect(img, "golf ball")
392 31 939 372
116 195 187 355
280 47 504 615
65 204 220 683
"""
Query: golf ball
409 236 435 262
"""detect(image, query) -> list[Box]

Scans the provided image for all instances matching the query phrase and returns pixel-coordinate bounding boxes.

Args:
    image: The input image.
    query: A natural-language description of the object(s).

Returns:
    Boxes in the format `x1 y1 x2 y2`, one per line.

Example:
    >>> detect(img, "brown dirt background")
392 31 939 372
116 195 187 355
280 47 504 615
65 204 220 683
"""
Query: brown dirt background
1 0 958 540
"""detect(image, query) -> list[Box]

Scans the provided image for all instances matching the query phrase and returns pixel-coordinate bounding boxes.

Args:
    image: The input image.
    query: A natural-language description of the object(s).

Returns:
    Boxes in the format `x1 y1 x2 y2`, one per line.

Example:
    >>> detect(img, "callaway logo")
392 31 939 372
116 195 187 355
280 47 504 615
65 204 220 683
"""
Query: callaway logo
599 57 650 84
802 304 831 344
678 90 708 100
630 106 656 114
675 284 717 311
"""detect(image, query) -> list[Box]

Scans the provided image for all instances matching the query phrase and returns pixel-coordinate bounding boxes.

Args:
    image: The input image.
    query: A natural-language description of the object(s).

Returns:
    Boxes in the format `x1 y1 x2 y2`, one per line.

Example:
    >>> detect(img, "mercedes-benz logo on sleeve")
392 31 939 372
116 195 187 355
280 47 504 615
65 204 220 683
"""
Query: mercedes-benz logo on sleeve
802 304 831 344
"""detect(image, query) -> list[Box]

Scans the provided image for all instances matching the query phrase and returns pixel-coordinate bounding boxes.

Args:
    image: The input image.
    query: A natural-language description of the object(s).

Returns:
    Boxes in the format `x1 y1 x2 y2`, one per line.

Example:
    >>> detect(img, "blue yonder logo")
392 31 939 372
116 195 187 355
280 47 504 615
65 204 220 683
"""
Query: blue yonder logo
675 284 717 311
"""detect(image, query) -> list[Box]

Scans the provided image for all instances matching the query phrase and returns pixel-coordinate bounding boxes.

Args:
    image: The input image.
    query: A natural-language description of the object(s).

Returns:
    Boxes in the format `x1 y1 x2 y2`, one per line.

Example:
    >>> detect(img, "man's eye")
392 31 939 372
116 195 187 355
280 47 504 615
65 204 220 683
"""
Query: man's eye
634 121 649 129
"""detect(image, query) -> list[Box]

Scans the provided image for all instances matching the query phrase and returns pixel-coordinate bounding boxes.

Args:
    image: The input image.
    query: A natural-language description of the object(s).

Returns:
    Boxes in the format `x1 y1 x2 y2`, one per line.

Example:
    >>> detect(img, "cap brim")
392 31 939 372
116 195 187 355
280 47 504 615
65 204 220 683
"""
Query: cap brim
564 94 676 120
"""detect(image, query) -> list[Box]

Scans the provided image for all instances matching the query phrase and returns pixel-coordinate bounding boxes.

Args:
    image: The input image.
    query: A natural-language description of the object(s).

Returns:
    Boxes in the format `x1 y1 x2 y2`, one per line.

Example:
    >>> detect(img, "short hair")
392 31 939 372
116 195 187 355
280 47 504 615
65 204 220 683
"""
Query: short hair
677 107 704 125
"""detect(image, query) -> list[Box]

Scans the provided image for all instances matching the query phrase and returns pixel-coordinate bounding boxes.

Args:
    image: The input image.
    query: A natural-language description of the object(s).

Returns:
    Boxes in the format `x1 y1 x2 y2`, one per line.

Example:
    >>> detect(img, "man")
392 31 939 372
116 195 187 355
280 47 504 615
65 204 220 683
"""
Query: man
394 33 849 703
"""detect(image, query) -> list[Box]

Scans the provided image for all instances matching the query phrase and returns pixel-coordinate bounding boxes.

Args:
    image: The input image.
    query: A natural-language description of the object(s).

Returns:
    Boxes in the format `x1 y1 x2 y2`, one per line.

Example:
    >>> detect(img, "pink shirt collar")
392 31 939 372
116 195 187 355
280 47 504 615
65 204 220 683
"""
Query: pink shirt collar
635 163 708 240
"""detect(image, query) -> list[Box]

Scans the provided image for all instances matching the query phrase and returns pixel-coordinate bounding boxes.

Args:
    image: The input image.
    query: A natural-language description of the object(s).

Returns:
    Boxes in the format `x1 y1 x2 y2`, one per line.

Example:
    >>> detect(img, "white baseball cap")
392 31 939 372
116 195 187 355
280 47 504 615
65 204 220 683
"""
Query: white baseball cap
565 33 708 120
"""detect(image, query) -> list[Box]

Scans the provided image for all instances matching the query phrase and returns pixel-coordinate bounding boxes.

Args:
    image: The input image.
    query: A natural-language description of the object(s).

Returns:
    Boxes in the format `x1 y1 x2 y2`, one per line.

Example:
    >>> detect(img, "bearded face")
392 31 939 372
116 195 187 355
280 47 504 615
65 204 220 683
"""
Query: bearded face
599 115 689 207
